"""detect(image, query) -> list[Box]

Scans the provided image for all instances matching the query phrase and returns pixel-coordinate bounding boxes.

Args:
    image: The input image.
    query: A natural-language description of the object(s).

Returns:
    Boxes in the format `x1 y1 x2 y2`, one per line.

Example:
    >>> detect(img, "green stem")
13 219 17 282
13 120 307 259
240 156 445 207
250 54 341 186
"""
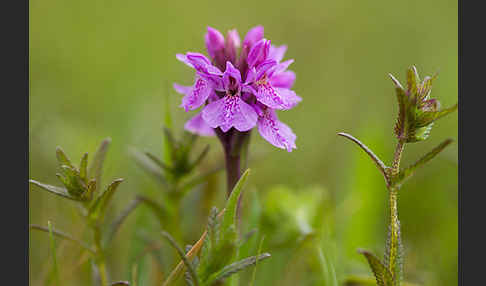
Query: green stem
388 188 399 277
391 140 405 176
387 140 405 283
94 225 109 286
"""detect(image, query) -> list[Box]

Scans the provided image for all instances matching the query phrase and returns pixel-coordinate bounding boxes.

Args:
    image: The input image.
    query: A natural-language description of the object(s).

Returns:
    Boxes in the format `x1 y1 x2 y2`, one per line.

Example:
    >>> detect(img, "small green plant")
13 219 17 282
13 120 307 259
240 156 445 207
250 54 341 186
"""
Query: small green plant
160 170 271 286
338 66 457 286
29 139 165 286
30 138 122 285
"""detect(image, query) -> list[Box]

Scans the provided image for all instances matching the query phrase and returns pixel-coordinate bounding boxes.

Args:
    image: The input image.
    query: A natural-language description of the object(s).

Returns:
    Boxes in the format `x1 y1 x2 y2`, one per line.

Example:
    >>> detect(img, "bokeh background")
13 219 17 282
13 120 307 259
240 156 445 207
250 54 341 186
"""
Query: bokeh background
29 0 457 285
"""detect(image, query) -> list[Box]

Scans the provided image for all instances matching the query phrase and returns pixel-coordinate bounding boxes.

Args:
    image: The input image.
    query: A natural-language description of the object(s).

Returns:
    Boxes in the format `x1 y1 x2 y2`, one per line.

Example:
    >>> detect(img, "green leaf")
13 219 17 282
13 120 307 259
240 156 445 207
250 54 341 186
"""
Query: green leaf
56 146 74 168
180 166 224 195
358 249 393 286
29 179 86 201
48 221 61 286
337 133 389 183
221 169 251 236
393 139 453 187
105 197 144 245
129 147 167 188
188 145 210 172
79 152 88 182
392 86 410 141
416 103 458 128
161 231 200 286
163 127 177 164
144 151 172 173
88 138 111 193
59 165 86 196
204 253 271 286
406 65 419 95
89 178 124 223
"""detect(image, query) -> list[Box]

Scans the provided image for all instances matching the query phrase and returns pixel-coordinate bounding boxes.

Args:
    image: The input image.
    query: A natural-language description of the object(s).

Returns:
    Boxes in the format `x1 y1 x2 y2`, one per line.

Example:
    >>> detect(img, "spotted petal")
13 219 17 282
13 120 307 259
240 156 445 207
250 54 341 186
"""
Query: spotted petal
255 83 302 110
202 96 257 132
257 109 296 152
179 77 213 111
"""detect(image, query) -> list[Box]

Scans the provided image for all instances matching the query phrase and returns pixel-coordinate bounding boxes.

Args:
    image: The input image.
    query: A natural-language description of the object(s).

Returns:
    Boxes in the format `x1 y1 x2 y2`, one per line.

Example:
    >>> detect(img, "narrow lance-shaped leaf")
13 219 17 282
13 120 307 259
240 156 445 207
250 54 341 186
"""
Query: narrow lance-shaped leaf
406 66 419 95
144 151 172 173
88 138 111 193
204 253 271 286
162 127 177 164
89 178 124 223
29 179 85 201
162 210 225 286
161 231 200 286
393 139 453 187
30 224 96 254
48 221 61 286
180 165 224 196
56 146 74 168
129 147 168 188
105 197 144 245
221 169 251 234
79 152 88 182
416 103 458 128
104 195 167 246
358 249 393 286
337 133 389 183
188 145 210 172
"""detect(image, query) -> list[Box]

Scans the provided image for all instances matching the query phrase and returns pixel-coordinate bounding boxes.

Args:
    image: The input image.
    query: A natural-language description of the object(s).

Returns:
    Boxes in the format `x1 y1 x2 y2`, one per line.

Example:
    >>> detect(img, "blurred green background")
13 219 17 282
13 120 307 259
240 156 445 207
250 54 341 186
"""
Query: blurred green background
29 0 457 285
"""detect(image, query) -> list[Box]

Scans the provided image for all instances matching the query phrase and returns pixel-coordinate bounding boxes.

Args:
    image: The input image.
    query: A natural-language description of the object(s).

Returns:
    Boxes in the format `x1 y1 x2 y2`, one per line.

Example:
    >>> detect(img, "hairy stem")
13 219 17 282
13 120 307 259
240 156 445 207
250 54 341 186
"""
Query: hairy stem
391 140 405 176
387 139 405 283
388 188 399 278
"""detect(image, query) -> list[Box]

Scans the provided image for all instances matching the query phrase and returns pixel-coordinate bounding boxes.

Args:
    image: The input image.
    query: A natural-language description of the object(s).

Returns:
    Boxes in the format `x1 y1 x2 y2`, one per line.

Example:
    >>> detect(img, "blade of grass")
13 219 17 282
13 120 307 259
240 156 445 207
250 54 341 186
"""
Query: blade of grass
48 221 61 286
30 224 95 254
250 236 265 286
